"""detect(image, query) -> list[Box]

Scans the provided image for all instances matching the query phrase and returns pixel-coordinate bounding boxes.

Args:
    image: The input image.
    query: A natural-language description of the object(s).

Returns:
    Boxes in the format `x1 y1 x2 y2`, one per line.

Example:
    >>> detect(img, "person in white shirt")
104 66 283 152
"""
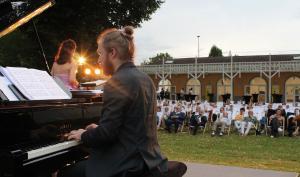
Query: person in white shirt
285 104 295 118
211 107 228 136
156 106 164 129
170 100 177 112
241 110 258 136
225 105 233 124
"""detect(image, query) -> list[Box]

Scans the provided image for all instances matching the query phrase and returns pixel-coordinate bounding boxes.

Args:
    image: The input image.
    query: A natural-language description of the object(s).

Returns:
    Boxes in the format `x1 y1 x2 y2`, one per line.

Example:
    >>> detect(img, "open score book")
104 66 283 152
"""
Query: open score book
0 66 71 101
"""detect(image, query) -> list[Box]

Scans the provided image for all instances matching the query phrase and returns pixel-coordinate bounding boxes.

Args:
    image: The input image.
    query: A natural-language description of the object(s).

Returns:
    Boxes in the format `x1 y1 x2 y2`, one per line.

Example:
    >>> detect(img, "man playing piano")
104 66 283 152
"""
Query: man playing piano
61 26 187 177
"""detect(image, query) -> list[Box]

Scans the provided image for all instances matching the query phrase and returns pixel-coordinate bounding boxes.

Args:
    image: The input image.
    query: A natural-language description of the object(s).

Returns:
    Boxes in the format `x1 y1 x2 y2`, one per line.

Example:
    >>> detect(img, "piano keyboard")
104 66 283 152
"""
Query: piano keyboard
27 140 81 160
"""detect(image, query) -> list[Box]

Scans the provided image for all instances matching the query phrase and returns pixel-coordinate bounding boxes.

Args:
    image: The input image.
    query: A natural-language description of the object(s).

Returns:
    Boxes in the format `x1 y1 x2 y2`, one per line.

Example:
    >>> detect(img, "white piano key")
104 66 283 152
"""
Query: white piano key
27 140 81 160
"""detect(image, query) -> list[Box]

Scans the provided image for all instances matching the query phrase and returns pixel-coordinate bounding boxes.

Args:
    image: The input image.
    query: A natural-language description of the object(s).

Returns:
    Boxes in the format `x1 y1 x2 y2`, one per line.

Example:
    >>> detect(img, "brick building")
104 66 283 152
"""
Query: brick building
137 54 300 103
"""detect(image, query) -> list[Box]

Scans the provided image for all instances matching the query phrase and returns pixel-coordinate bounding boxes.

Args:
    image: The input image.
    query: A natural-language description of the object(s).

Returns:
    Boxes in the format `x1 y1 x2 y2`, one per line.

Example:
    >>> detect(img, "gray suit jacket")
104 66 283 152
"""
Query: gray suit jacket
81 62 168 177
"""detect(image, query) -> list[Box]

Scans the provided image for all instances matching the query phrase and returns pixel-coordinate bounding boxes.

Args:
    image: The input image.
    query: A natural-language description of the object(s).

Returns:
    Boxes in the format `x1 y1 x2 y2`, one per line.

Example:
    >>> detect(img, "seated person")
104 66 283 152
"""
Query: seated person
277 104 287 128
156 106 163 129
277 105 287 117
186 103 192 119
210 103 219 122
165 106 185 133
241 110 258 136
292 114 300 136
287 108 300 136
189 106 208 135
211 107 229 136
254 105 265 133
266 104 276 118
259 104 275 133
51 39 79 89
269 109 285 138
234 108 245 133
285 104 295 118
225 104 234 120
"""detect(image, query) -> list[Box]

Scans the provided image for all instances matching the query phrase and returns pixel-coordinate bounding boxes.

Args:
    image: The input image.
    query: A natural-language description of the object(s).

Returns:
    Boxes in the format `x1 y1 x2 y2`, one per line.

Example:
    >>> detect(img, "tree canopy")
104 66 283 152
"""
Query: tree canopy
0 0 164 70
143 52 173 65
209 45 223 57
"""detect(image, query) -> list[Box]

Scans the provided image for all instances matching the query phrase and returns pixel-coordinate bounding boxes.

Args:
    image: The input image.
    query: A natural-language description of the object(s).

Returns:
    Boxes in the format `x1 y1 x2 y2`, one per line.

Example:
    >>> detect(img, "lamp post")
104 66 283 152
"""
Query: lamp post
230 51 233 101
196 35 200 100
195 35 200 76
197 35 200 61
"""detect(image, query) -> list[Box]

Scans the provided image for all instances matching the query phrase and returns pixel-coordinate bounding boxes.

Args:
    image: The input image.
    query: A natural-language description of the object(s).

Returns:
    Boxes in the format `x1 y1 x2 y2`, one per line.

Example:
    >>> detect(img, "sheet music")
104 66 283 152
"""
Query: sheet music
1 67 71 100
0 67 32 99
29 69 70 100
0 76 18 101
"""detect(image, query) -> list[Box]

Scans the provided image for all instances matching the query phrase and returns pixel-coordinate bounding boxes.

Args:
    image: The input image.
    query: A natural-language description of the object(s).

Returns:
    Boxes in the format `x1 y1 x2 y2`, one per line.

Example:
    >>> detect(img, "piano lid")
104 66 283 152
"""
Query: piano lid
0 0 55 38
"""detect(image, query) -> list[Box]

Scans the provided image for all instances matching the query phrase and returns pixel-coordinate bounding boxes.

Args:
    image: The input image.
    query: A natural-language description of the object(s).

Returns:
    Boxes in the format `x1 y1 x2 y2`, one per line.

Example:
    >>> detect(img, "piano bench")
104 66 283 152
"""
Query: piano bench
143 161 187 177
164 161 187 177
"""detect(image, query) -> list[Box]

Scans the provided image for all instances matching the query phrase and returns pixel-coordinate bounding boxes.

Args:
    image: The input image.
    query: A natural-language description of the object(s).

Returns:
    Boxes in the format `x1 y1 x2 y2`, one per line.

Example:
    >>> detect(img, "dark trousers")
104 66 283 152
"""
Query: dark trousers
58 161 187 177
190 116 207 135
270 118 279 137
287 118 295 137
165 119 181 133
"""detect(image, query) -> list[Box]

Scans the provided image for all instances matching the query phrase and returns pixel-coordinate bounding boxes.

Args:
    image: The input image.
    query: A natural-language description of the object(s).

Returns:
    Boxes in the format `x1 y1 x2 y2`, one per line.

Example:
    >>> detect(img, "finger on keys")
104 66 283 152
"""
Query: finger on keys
68 134 76 140
70 130 77 134
68 135 72 140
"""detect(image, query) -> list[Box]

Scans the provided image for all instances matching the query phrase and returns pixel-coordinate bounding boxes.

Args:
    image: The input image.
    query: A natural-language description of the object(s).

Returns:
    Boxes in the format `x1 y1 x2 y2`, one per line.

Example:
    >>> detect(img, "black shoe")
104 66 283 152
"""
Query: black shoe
255 130 261 135
165 128 171 133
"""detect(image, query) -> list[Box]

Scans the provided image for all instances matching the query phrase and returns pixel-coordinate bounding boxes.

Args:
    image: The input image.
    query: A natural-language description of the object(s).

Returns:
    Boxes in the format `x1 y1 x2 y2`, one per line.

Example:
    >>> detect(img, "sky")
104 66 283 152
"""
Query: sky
134 0 300 65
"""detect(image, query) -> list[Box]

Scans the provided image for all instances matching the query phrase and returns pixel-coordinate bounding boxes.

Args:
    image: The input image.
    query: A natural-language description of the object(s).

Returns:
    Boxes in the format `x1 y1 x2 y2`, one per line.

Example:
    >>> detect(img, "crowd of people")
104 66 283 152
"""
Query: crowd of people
156 99 300 138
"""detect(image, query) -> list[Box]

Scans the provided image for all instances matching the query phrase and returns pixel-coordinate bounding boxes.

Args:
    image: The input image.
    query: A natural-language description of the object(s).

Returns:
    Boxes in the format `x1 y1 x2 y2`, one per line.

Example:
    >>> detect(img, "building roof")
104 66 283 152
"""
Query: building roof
147 54 300 65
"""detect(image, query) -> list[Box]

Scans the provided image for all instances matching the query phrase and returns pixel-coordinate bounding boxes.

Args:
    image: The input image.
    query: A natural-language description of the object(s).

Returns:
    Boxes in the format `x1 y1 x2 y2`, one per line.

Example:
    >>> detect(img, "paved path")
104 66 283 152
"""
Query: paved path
184 162 298 177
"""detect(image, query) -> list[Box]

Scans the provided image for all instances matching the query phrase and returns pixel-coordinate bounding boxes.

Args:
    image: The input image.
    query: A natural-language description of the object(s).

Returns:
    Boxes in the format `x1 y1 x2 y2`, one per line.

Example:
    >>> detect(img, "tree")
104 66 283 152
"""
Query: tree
0 0 164 70
209 45 223 57
143 52 173 65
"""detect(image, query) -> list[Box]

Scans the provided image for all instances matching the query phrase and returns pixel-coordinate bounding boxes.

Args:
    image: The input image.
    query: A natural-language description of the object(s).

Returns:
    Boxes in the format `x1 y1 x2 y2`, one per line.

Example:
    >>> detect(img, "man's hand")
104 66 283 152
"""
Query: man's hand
85 123 98 130
68 129 86 141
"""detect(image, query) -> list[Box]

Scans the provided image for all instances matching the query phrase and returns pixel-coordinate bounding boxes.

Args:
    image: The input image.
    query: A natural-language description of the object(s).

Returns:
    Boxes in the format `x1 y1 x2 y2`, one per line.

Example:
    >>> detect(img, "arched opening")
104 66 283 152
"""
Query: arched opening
158 79 172 92
217 78 231 102
186 78 201 100
285 76 300 103
249 77 267 102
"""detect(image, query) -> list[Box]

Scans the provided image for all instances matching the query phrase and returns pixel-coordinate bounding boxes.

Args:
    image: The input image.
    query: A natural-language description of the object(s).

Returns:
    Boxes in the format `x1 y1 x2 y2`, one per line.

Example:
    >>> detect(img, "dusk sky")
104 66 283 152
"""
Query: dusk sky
134 0 300 64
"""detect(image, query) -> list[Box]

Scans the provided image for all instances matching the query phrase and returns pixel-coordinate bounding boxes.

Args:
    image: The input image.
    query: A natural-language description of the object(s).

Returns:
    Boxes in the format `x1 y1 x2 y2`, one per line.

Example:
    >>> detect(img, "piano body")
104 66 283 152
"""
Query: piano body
0 1 103 176
0 99 102 177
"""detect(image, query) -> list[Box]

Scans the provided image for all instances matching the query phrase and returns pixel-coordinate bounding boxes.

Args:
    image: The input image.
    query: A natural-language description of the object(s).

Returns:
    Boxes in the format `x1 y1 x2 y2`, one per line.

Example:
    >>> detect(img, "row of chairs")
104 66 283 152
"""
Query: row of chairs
175 113 287 136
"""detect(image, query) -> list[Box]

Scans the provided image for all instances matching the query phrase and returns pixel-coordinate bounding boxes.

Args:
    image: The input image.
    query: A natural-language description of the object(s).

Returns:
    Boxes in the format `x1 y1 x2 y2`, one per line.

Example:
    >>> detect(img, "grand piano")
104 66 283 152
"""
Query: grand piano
0 1 103 177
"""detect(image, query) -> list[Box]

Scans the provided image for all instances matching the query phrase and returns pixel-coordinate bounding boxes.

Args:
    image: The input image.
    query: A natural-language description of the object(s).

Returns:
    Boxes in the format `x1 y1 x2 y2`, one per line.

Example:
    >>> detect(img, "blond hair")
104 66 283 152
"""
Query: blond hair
97 26 135 61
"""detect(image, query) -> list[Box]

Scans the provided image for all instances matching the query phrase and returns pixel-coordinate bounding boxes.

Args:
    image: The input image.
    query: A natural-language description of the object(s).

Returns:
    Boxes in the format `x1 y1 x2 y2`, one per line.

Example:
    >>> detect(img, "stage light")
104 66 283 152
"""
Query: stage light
85 68 91 75
78 57 86 65
95 69 101 75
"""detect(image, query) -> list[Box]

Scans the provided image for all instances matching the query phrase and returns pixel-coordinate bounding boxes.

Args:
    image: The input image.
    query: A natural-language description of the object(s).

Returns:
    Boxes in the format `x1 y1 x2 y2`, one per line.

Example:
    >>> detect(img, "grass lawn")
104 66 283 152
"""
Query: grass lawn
158 131 300 173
